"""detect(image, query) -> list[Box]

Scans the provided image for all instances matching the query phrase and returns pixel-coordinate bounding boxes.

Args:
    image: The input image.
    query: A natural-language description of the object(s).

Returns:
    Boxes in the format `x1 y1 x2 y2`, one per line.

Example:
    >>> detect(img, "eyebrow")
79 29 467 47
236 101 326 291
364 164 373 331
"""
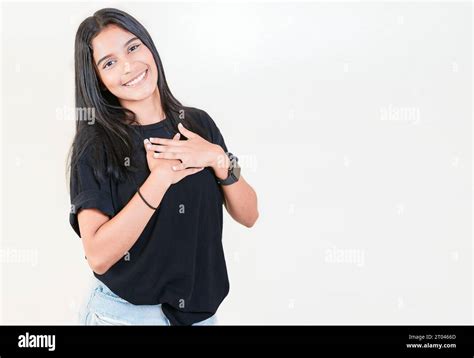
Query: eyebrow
96 36 140 67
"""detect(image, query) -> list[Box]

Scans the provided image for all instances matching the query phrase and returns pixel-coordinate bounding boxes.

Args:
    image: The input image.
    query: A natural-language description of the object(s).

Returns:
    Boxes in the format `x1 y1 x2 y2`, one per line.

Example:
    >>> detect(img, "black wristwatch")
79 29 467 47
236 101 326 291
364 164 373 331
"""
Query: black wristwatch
216 152 241 185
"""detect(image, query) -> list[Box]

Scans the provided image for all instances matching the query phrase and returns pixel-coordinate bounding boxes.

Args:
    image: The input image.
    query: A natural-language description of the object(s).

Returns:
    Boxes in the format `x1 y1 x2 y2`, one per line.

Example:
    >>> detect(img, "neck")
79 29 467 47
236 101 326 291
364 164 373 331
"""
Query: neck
120 87 166 125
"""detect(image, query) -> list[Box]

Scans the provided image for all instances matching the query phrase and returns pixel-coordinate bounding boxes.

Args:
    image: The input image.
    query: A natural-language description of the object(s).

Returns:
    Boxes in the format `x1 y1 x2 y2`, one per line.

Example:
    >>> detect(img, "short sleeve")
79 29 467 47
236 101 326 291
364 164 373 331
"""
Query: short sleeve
199 109 229 153
69 156 116 238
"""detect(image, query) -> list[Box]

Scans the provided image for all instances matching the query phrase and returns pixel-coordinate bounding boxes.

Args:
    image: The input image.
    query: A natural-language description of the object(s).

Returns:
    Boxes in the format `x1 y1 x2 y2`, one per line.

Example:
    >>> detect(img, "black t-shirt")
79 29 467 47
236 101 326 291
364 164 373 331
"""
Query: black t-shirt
69 107 230 325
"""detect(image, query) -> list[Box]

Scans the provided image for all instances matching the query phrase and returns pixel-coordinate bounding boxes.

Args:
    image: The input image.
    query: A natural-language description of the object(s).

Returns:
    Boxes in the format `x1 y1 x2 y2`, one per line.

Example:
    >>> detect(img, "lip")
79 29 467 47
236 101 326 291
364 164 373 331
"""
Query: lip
122 69 148 87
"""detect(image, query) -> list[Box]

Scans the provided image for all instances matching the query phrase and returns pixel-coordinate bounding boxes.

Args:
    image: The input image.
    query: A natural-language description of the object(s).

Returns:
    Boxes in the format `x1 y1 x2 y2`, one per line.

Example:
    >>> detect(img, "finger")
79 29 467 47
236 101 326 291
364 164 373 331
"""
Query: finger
149 137 185 146
178 122 198 139
178 167 204 180
173 133 181 141
144 139 154 156
153 151 181 160
148 144 187 153
171 162 187 171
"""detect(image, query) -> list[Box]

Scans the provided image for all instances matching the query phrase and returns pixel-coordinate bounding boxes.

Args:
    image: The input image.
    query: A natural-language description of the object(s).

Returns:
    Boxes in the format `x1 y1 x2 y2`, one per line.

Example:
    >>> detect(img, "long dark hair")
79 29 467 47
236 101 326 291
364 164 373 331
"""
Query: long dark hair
66 7 209 185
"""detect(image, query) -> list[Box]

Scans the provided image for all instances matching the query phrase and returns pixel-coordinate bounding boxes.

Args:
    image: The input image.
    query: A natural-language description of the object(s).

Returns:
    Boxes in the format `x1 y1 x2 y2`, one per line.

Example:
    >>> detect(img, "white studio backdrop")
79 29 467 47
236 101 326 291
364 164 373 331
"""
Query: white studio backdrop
0 1 472 324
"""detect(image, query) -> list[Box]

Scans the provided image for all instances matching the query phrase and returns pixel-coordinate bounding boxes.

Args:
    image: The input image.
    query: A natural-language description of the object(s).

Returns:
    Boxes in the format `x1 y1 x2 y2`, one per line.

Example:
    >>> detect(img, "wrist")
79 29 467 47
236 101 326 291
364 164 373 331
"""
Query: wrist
150 168 171 189
211 145 230 180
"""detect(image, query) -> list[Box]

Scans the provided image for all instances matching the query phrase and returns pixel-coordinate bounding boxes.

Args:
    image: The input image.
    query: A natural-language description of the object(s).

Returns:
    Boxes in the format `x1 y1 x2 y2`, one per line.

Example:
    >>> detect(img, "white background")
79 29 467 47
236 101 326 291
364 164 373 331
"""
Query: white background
0 1 472 324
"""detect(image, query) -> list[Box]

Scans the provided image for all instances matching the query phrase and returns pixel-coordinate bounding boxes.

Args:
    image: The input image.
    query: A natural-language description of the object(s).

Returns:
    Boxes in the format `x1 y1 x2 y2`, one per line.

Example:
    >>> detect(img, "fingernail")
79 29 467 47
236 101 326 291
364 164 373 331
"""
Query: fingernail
153 153 159 158
144 139 148 144
172 166 176 170
178 122 182 127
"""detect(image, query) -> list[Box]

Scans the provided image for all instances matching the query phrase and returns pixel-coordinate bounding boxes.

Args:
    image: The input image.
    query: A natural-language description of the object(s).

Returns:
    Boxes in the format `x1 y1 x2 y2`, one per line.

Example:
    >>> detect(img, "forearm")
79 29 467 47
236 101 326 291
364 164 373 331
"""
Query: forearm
220 175 259 228
211 146 259 227
89 170 169 274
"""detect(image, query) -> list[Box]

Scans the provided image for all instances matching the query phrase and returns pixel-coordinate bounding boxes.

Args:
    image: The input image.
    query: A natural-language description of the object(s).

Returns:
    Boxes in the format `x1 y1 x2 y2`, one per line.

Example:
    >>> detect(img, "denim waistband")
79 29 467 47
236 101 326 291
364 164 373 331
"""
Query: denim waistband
87 277 169 325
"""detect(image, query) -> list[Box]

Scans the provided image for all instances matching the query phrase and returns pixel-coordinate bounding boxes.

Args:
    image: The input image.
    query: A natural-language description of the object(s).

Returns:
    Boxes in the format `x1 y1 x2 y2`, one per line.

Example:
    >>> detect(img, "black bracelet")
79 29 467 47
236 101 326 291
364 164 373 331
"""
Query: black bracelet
137 188 157 210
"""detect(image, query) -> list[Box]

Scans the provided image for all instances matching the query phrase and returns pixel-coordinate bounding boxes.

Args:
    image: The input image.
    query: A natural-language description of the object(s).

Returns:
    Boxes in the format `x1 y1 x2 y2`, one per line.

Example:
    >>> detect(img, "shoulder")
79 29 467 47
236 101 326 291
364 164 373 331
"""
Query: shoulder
182 106 221 138
181 106 210 124
73 134 109 180
76 141 104 167
179 105 214 123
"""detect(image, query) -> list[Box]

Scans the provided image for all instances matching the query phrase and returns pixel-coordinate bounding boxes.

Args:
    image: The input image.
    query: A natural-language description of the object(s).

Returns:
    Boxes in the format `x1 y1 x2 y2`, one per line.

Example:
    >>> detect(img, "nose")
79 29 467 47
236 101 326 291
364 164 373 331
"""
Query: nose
124 62 131 74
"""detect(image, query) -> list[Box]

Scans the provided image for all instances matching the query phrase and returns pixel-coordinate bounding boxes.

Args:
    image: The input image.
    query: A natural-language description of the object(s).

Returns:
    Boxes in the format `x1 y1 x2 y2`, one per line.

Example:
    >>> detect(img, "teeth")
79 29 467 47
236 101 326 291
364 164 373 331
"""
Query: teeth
124 70 147 86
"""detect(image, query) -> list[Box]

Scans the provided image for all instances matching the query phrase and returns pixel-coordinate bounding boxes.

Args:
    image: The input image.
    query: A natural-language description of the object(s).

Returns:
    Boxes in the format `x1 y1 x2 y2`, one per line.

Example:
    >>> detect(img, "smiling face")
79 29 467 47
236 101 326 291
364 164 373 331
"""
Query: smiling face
91 24 158 102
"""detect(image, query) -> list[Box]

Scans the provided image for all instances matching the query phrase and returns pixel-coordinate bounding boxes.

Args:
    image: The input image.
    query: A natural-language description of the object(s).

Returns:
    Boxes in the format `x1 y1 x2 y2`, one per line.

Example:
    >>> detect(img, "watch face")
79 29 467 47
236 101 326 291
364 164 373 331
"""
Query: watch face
229 154 238 169
232 165 241 179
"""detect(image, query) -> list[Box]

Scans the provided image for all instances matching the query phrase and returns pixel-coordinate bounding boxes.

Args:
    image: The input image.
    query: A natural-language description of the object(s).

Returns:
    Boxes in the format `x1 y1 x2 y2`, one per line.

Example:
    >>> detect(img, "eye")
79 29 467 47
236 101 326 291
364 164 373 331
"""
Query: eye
129 44 140 52
103 59 114 69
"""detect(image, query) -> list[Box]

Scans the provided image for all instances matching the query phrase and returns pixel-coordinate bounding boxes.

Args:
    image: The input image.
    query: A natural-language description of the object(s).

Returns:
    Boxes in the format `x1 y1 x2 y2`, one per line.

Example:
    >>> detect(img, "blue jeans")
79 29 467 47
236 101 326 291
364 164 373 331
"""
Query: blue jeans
78 276 218 326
